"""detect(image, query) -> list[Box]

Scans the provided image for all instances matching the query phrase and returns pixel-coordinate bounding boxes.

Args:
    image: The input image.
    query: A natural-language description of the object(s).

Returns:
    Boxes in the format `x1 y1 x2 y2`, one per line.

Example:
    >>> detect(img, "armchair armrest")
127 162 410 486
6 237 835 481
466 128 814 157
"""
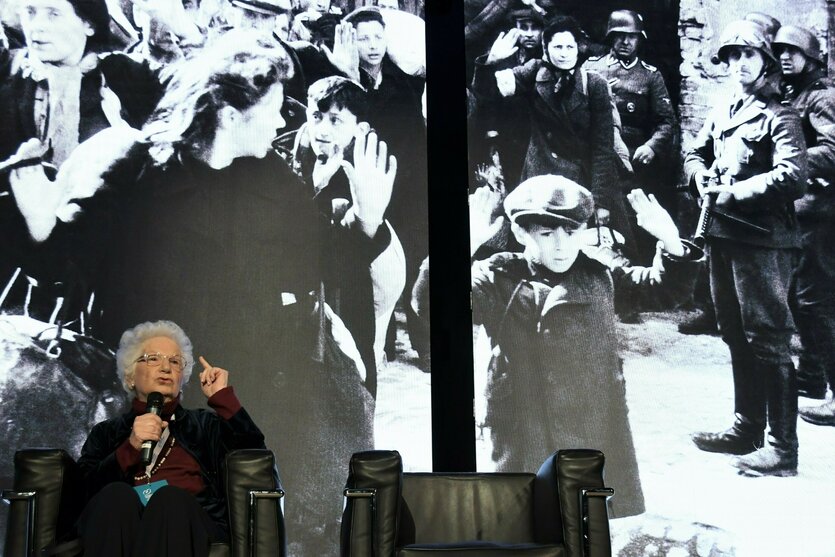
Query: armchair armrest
535 449 613 557
556 450 612 557
2 490 37 557
225 449 285 557
341 450 402 557
3 449 81 557
579 487 614 557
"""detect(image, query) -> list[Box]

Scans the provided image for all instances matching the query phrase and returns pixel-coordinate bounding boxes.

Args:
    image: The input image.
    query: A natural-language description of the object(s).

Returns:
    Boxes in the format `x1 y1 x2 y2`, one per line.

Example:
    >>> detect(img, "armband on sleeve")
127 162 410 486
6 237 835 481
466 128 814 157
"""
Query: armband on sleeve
495 69 516 97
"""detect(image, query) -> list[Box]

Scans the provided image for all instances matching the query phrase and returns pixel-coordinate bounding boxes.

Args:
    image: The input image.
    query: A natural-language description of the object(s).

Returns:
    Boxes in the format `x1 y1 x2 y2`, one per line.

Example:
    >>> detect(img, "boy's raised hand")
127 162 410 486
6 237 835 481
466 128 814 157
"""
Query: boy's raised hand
627 189 685 257
469 186 504 255
341 125 396 237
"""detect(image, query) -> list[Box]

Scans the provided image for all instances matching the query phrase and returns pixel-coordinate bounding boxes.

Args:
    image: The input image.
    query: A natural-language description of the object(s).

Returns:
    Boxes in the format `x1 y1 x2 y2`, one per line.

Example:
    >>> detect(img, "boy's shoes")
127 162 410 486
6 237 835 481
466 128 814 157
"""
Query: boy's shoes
691 425 764 455
799 399 835 426
732 446 798 477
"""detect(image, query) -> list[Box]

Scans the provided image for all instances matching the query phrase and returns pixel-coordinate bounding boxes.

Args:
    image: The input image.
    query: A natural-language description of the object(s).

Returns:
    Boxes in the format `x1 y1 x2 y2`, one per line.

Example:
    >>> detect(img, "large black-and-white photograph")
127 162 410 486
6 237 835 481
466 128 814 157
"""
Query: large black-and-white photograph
0 0 429 555
466 0 835 555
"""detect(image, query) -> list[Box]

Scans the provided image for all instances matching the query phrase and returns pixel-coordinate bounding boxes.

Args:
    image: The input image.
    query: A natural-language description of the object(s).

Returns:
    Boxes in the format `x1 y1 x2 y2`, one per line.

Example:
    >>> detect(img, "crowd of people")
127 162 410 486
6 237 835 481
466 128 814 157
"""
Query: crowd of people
465 1 835 508
0 0 425 554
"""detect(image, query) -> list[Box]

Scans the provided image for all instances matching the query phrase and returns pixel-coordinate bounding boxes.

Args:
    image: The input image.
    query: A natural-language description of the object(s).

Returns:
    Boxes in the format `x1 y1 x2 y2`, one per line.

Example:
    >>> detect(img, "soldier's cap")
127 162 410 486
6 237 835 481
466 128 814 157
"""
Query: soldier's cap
229 0 292 15
504 175 594 228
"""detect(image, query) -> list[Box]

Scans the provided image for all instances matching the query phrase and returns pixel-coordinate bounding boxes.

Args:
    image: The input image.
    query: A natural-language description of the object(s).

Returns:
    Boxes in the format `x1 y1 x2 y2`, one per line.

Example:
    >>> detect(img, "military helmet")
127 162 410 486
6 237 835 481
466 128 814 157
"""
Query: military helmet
773 25 823 64
743 12 781 41
715 19 778 66
605 9 647 39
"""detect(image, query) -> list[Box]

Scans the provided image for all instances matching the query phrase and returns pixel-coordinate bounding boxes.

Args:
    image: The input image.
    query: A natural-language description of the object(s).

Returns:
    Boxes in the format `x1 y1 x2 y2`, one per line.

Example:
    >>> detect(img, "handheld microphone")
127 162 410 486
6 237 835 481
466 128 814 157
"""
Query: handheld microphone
140 392 164 466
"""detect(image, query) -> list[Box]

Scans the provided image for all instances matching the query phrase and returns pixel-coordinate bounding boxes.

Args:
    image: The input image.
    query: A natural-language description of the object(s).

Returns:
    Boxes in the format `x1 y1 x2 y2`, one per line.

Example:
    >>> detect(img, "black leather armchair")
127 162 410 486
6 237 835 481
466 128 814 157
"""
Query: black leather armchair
2 448 286 557
341 449 614 557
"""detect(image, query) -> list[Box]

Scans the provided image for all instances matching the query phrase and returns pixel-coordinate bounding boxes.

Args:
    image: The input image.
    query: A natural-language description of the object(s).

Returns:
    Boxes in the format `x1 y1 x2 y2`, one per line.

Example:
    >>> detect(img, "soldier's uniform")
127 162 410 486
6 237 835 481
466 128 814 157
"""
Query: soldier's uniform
686 20 808 476
775 27 835 412
585 11 677 268
585 54 675 161
585 53 676 210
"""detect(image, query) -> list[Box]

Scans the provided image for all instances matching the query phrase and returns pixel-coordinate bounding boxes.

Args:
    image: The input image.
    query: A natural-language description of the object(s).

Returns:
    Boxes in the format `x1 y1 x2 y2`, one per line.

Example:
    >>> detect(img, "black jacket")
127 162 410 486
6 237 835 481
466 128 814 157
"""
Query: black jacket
77 396 266 534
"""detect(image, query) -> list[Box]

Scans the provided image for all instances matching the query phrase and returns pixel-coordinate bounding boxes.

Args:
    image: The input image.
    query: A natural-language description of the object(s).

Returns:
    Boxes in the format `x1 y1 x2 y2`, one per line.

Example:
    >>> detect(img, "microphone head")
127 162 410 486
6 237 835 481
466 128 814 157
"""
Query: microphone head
146 392 164 411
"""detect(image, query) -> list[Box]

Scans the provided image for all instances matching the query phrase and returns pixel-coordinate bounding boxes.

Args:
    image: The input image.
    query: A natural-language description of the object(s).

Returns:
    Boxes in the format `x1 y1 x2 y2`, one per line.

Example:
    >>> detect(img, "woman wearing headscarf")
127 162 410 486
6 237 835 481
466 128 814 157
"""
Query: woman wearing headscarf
472 15 626 237
77 320 265 556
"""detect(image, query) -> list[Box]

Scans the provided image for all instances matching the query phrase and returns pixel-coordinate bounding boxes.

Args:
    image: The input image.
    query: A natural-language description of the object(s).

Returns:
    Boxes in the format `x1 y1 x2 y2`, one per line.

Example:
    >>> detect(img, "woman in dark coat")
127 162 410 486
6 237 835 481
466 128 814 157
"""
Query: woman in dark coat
9 30 397 555
472 16 632 245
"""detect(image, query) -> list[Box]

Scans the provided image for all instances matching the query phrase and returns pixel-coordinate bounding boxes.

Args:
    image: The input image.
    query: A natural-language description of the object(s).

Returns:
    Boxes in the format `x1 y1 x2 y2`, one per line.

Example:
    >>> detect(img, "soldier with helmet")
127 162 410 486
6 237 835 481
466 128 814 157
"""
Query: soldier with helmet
585 10 677 218
743 12 782 42
685 20 808 476
773 25 835 426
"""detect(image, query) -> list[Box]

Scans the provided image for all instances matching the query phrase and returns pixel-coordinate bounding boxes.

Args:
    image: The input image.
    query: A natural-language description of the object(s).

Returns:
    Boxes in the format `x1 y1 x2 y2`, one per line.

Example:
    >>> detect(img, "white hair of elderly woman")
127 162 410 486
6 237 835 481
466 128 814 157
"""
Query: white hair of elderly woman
116 320 195 394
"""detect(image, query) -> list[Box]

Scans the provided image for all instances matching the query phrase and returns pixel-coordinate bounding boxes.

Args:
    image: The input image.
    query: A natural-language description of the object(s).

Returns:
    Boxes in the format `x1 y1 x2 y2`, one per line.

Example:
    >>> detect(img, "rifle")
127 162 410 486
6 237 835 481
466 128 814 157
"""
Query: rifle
693 190 716 249
693 176 771 248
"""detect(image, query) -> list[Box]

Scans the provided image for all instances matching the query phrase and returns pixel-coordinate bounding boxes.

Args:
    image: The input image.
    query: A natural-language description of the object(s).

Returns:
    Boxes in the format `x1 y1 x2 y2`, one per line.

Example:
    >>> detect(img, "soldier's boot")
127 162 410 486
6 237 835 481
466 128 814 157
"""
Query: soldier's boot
794 308 829 399
734 362 799 477
799 398 835 426
691 418 764 455
692 357 766 455
797 306 835 423
796 371 827 399
732 445 798 477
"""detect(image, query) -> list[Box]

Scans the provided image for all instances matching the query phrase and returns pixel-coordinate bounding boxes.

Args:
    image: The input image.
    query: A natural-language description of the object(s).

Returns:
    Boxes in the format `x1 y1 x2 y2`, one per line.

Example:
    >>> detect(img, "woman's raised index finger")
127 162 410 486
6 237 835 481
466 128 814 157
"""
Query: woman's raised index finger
198 355 212 370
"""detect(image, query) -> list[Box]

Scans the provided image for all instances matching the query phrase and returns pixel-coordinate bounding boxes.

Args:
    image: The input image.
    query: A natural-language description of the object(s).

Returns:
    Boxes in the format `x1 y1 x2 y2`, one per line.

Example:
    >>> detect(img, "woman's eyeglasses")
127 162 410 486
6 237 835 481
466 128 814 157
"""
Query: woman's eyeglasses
135 353 186 370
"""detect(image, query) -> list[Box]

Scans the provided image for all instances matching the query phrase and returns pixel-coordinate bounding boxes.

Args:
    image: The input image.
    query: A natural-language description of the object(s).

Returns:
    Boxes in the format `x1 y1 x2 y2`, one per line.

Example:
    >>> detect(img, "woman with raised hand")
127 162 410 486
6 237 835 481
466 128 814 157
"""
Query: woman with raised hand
77 320 265 556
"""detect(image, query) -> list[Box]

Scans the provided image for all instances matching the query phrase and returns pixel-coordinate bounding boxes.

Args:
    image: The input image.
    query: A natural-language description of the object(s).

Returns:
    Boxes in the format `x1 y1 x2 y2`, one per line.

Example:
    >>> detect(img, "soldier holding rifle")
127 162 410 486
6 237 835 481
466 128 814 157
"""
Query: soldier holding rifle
685 20 807 477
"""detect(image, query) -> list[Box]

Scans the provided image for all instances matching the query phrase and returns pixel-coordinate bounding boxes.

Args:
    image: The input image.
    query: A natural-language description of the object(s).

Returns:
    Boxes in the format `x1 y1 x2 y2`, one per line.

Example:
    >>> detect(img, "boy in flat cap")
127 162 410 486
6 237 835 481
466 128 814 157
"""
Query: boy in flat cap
470 176 701 518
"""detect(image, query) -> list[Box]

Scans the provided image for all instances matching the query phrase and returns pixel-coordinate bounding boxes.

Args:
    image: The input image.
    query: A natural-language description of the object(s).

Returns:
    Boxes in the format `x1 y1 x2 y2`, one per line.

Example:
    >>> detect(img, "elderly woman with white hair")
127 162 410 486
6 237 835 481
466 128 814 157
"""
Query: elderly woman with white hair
75 320 266 556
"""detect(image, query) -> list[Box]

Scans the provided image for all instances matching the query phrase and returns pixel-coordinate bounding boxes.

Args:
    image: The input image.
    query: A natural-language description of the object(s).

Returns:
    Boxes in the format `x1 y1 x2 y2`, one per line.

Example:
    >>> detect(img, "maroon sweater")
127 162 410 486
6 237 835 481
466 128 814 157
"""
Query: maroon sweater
116 388 242 494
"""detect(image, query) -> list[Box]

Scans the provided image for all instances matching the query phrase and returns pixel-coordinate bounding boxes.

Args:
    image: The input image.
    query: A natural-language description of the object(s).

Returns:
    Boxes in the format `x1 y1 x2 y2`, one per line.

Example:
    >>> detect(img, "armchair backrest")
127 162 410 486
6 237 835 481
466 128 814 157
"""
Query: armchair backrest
398 473 538 545
224 449 286 557
341 449 402 557
3 449 81 556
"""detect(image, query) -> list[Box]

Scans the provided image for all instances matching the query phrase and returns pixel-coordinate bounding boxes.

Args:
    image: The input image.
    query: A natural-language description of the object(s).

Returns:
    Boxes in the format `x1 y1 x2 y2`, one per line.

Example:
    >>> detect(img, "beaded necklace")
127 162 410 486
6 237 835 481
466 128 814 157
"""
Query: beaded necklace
134 437 176 484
